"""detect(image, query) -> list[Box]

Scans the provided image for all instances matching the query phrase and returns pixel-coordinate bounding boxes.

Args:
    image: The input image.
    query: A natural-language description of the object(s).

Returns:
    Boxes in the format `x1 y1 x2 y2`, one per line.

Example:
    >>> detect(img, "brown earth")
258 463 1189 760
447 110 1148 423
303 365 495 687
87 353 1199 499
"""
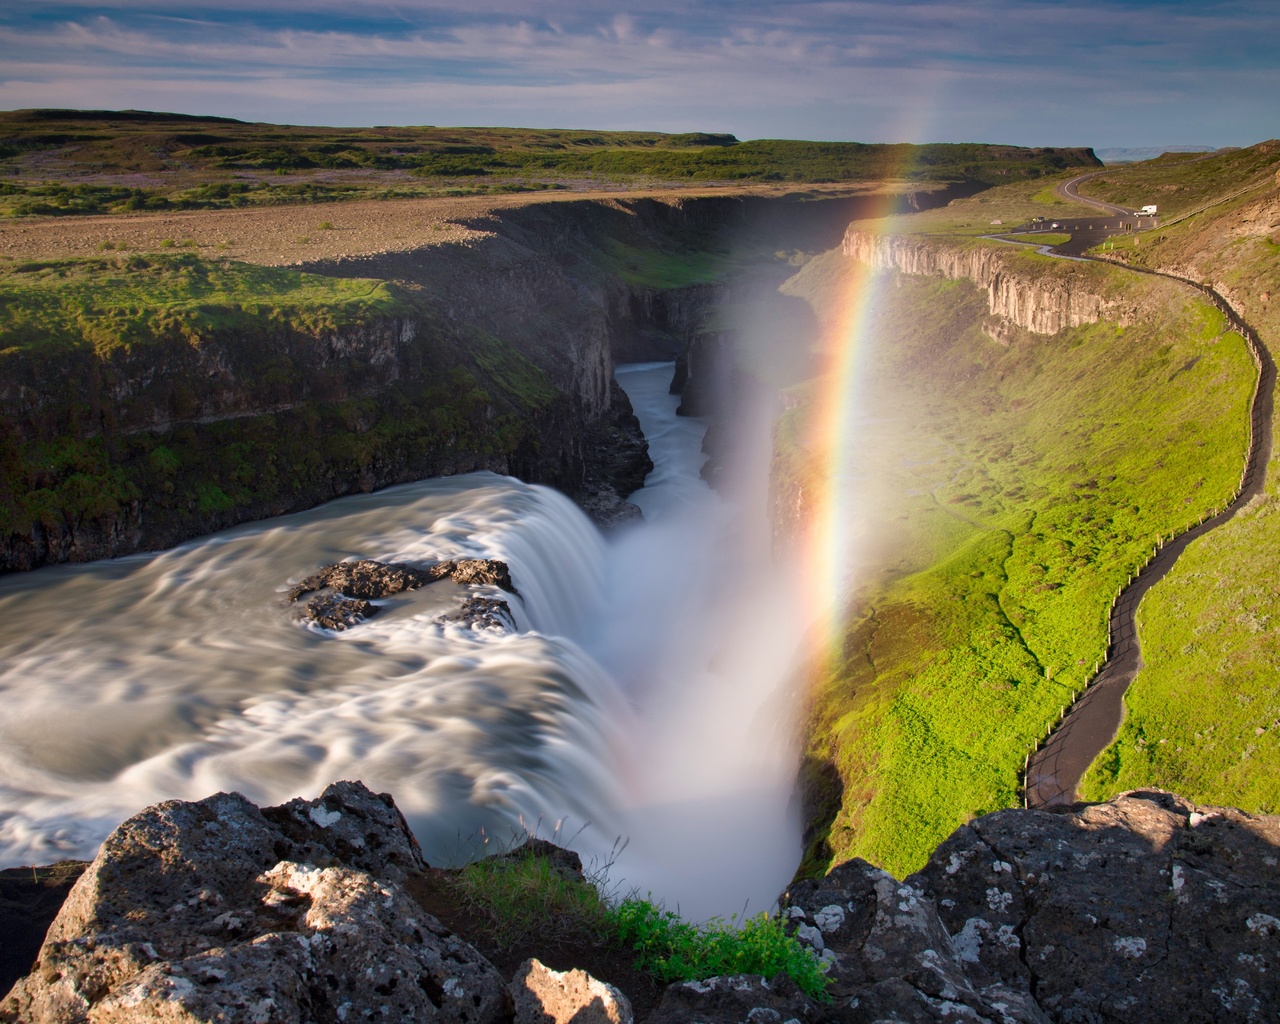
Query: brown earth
0 181 901 268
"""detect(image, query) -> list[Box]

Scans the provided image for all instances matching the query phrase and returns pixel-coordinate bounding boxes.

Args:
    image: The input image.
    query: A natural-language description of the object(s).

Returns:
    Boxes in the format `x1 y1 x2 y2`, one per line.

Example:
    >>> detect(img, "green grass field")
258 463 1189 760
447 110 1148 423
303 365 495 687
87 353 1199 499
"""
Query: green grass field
0 253 409 355
1080 480 1280 811
776 247 1255 877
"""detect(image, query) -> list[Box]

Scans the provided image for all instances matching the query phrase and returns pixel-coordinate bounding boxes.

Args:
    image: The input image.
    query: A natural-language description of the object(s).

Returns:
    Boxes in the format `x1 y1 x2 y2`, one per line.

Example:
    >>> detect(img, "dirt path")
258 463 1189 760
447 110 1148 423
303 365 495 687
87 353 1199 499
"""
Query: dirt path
0 181 889 267
1025 269 1274 807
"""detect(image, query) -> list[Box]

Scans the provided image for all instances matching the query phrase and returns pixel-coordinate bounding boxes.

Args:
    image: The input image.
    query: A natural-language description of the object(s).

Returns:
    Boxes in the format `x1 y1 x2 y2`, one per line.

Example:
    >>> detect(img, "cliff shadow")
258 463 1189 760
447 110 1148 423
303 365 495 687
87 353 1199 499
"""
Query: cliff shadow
792 754 846 881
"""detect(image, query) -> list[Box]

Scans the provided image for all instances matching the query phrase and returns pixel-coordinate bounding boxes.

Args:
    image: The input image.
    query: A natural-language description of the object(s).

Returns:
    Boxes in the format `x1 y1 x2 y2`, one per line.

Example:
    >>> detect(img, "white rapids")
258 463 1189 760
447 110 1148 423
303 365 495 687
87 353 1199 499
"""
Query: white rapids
0 362 805 920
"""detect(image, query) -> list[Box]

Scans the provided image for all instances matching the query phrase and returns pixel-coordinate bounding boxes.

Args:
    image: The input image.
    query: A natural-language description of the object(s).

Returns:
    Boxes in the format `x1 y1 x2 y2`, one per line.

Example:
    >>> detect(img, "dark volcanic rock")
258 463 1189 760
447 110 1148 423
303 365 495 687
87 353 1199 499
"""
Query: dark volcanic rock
438 597 516 633
909 790 1280 1024
576 379 652 529
304 592 378 630
7 788 1278 1023
778 790 1280 1022
511 958 633 1024
289 557 518 630
648 973 815 1024
260 780 428 882
782 859 1047 1023
448 559 517 594
490 837 585 882
0 782 507 1024
288 559 446 602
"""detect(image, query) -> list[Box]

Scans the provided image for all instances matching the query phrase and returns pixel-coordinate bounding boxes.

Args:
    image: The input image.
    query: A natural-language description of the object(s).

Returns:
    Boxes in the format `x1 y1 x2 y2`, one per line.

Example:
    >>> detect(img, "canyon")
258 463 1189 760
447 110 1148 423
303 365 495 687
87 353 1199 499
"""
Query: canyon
0 190 909 571
3 151 1279 1021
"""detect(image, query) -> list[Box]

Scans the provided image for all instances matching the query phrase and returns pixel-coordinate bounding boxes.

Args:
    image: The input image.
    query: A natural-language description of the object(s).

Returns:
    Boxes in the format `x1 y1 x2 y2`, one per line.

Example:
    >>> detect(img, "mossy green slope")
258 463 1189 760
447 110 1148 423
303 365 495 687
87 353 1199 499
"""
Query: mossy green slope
777 252 1254 878
1079 483 1280 811
1073 141 1280 813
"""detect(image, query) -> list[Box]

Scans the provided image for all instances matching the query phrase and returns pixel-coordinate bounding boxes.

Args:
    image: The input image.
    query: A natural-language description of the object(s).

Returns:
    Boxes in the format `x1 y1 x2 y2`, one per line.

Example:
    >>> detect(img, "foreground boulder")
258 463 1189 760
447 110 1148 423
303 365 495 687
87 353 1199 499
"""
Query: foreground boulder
6 788 1278 1023
911 790 1280 1023
0 782 508 1024
773 790 1280 1023
648 973 815 1024
782 859 1046 1023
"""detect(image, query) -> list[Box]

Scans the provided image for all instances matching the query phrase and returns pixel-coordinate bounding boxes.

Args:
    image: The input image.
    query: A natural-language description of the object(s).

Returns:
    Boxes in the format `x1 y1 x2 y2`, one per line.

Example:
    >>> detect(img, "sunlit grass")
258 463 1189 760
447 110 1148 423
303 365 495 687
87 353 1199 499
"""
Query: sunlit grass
443 853 830 1001
779 255 1255 877
1068 143 1280 813
1081 476 1280 812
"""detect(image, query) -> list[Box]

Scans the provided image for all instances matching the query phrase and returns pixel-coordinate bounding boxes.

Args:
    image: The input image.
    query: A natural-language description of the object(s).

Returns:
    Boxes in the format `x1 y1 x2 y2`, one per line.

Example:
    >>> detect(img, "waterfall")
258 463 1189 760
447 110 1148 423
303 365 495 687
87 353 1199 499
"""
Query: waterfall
0 364 803 921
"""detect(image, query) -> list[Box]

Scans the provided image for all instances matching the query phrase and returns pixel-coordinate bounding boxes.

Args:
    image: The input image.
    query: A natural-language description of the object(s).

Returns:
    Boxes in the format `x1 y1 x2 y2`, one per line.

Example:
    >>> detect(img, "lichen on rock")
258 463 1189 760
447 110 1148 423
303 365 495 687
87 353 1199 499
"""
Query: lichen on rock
0 782 507 1024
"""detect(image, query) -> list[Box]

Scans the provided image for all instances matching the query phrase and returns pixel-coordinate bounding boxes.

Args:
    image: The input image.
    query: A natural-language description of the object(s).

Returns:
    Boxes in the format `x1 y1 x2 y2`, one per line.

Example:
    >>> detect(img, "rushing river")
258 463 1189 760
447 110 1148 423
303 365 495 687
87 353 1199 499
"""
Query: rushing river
0 362 803 920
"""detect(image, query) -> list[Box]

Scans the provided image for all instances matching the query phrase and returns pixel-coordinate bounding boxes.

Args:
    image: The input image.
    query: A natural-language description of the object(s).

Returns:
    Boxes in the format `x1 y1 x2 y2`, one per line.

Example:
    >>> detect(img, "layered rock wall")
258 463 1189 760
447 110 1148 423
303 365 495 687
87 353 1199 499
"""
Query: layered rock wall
842 229 1153 335
1 197 730 572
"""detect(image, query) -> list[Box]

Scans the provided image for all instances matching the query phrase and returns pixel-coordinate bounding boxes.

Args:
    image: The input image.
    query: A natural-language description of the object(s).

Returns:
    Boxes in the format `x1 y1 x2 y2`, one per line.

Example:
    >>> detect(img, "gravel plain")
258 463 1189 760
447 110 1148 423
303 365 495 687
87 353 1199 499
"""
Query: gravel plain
0 182 885 267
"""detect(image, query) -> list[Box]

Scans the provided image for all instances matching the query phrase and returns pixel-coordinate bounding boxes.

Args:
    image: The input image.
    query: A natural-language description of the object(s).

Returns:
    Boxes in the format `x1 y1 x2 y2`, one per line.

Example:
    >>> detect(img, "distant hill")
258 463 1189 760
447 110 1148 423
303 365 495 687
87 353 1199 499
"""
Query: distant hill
1095 145 1216 164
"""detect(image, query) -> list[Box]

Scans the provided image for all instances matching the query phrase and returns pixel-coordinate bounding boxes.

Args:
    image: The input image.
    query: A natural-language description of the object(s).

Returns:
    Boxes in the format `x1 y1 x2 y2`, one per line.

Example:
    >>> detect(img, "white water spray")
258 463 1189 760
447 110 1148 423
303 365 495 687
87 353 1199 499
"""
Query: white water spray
0 363 805 920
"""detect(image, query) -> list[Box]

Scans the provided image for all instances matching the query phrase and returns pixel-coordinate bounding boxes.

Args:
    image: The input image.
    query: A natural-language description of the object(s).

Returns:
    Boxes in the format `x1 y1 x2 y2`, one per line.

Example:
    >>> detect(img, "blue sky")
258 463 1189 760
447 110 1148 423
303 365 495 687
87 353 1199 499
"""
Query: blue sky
1 1 1276 148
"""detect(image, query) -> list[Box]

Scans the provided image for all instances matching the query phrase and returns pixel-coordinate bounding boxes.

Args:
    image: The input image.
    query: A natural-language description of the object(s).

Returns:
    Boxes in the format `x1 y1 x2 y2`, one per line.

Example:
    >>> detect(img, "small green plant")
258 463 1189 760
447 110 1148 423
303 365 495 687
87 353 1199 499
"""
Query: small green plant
445 853 613 948
158 238 175 248
608 898 830 1001
317 220 334 230
439 840 829 1002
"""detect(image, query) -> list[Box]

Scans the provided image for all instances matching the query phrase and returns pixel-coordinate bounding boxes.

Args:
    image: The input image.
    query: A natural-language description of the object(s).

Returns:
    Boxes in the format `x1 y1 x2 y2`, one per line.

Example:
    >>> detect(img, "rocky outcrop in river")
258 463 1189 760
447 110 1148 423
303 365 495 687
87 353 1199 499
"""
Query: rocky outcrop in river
5 786 1276 1023
286 556 517 630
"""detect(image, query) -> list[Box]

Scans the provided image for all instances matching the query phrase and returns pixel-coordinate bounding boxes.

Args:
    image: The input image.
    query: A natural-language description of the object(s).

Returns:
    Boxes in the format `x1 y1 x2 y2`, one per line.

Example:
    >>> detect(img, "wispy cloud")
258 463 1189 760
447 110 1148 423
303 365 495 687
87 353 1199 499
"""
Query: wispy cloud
0 1 1276 146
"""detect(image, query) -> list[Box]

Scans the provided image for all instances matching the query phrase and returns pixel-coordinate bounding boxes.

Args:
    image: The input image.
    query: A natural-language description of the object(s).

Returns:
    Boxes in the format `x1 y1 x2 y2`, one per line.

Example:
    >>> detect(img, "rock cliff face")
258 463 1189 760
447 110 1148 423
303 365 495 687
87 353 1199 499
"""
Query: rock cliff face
5 787 1277 1023
2 316 424 437
605 282 721 364
2 184 1000 574
841 229 1165 336
4 192 909 574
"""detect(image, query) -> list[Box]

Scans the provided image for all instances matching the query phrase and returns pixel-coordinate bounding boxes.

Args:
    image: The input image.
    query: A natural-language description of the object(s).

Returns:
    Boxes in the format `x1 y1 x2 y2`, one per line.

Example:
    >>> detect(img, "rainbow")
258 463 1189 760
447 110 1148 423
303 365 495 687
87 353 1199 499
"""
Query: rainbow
800 175 920 666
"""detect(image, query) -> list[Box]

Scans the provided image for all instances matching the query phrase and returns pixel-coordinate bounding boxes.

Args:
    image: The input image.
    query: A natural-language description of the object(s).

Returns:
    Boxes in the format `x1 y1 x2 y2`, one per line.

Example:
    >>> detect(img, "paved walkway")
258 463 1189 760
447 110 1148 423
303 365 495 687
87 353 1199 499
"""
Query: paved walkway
1023 187 1275 807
